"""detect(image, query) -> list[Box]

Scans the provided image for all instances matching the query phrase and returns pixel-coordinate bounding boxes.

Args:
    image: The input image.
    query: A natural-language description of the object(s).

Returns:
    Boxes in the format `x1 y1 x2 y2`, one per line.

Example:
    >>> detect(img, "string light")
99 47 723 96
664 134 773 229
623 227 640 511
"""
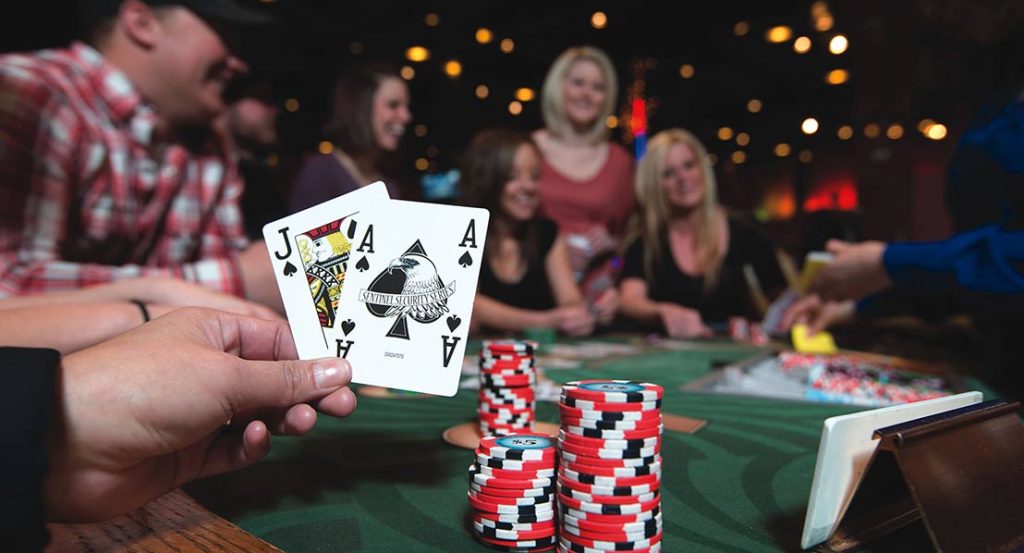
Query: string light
400 66 415 80
765 25 793 43
829 35 848 54
925 123 948 140
717 126 734 140
815 15 834 31
318 141 332 154
774 143 791 157
508 101 523 115
864 123 880 138
736 132 750 146
475 28 493 44
424 13 439 26
826 69 850 85
837 125 853 140
747 99 762 113
886 123 904 140
591 11 607 29
918 119 936 133
799 150 814 163
679 64 695 79
415 158 429 171
606 115 619 129
731 151 746 164
515 88 535 102
734 21 749 36
414 124 427 137
801 117 819 135
406 46 430 62
444 60 462 77
793 36 812 53
284 98 300 112
475 85 489 99
500 38 515 53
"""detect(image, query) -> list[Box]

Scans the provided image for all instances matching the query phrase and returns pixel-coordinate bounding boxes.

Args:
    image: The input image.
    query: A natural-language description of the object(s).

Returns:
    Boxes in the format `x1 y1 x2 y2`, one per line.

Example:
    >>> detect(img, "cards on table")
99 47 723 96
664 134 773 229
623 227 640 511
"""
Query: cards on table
263 182 490 396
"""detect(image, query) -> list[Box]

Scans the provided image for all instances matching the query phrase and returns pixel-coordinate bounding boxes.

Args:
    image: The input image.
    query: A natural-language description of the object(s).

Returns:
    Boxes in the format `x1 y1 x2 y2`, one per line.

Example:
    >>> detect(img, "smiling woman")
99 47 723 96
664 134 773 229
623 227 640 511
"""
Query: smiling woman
289 60 411 211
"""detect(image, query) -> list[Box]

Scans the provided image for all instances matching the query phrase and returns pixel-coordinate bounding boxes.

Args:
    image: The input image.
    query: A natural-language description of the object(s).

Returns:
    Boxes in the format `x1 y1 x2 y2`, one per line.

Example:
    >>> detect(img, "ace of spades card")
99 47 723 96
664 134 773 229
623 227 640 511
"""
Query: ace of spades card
262 182 390 359
328 200 489 396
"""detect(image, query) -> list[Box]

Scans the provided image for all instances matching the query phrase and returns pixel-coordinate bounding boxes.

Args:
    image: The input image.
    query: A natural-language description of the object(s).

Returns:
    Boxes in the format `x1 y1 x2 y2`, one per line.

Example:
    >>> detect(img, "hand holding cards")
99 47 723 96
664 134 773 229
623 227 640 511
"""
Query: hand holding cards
263 182 490 396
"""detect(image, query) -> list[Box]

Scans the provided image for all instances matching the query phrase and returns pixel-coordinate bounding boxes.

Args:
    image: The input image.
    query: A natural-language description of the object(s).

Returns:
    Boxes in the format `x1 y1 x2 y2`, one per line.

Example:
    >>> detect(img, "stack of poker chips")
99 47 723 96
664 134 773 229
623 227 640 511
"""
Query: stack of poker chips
556 380 665 553
478 340 538 437
468 434 558 551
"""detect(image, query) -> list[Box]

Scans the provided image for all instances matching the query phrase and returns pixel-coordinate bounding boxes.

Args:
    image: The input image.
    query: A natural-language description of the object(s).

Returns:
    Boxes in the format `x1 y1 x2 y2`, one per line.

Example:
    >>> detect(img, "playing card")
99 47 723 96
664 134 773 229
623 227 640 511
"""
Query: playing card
262 182 390 359
326 200 490 396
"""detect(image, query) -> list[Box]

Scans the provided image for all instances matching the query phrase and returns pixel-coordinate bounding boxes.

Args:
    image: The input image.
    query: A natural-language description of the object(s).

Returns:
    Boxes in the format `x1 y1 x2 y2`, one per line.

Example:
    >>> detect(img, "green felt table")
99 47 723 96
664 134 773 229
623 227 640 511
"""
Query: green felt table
182 337 983 552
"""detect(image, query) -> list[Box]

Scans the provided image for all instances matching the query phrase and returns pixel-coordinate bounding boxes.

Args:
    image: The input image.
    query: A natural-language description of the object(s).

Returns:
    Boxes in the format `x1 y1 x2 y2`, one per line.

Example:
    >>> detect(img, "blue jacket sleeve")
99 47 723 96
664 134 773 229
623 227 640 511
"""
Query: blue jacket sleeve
882 224 1024 294
0 347 60 551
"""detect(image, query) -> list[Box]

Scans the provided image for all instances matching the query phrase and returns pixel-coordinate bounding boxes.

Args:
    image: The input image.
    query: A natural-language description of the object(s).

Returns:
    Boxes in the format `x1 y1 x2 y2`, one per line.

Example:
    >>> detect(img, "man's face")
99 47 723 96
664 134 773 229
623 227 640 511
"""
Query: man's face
149 7 247 126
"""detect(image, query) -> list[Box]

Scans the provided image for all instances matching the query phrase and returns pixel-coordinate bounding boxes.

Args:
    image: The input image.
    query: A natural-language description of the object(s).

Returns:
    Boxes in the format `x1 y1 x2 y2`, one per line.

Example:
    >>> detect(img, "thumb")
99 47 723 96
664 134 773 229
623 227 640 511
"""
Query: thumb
825 239 849 254
227 357 352 413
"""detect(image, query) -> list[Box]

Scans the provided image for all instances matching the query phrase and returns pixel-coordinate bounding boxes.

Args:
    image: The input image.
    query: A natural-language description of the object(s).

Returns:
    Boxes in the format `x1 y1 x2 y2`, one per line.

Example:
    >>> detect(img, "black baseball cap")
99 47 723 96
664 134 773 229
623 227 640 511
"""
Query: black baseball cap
79 0 274 29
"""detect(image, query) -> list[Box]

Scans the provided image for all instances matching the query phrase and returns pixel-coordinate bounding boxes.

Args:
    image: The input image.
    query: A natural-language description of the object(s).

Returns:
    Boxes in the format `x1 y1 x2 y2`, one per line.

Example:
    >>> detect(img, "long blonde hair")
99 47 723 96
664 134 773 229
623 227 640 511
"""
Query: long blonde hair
540 46 618 145
630 129 725 289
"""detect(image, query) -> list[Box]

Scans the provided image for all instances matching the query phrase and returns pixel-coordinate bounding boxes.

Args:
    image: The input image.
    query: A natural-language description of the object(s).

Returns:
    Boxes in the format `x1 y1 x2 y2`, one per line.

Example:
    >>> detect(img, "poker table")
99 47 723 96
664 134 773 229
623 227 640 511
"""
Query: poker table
47 336 992 552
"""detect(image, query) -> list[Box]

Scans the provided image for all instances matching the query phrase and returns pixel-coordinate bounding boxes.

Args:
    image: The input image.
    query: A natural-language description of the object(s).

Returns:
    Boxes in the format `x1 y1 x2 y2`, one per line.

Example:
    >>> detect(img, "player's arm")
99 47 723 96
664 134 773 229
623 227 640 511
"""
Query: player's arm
0 302 167 354
546 234 586 308
618 278 663 325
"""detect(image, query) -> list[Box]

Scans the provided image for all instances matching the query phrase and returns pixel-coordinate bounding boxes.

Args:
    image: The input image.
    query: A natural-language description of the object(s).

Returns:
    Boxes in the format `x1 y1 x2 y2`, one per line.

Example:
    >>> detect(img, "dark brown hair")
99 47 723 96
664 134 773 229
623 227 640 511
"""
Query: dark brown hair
325 60 404 176
460 128 543 268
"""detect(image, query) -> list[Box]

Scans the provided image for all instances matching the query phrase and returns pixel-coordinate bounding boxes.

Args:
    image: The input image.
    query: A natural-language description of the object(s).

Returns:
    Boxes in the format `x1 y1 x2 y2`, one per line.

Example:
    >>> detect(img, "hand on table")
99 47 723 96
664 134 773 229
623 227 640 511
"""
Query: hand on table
590 288 619 326
658 303 711 338
811 240 891 302
550 305 597 337
46 308 356 522
780 294 856 335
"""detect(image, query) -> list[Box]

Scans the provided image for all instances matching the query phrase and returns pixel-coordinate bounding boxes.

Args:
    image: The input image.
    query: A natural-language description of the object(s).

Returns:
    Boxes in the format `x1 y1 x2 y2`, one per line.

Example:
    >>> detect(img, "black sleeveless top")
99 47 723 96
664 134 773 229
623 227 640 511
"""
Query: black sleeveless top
479 217 559 310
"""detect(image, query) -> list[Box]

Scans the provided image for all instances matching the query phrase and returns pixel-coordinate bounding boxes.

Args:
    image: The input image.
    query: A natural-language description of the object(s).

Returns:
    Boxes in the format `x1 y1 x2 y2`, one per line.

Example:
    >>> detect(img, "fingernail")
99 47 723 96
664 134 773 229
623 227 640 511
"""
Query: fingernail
314 360 350 389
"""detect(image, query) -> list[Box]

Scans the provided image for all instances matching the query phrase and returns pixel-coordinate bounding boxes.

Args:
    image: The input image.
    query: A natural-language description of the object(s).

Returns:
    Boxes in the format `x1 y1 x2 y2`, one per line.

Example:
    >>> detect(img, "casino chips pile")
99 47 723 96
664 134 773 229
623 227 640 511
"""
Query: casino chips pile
468 434 558 551
478 340 538 437
556 380 665 553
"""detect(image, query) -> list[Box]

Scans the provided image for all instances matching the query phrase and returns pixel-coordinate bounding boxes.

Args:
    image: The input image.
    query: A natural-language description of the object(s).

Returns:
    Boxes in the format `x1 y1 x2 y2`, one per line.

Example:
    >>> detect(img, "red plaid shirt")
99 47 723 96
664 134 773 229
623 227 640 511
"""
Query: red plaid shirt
0 43 249 298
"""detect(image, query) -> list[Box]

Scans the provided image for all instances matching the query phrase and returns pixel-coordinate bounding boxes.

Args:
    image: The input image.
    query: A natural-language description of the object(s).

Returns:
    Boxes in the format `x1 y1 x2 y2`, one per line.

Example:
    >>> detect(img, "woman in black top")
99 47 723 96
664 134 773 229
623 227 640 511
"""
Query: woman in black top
461 129 618 336
619 129 785 337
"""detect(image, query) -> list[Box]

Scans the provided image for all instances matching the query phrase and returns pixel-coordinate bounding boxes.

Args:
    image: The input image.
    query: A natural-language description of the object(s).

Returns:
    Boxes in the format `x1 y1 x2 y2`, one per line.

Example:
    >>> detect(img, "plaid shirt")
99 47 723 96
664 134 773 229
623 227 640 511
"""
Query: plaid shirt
0 43 249 298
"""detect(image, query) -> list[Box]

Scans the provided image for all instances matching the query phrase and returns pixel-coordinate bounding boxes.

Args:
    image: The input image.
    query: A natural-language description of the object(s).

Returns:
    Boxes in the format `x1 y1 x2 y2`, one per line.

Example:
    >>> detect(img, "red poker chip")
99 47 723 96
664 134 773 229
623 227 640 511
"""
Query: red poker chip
468 492 555 515
557 488 659 505
562 458 662 477
559 416 662 431
558 439 660 460
478 411 534 424
474 464 555 480
481 340 538 353
560 519 661 542
476 453 553 471
557 476 661 498
557 405 661 421
470 482 554 499
558 468 660 487
477 534 556 550
557 451 658 467
558 430 660 450
476 509 555 524
559 529 662 551
560 511 662 534
558 544 660 553
562 380 664 403
558 396 661 412
473 521 555 541
468 489 553 506
557 505 660 524
555 492 661 514
474 513 556 531
481 389 536 401
469 472 554 490
561 423 663 440
480 401 535 413
481 374 536 387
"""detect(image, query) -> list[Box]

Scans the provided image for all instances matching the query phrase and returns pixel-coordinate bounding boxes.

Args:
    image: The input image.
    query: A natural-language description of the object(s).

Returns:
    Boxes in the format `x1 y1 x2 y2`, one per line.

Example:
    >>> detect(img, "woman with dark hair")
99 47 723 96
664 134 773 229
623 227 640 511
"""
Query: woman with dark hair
289 61 411 210
462 129 617 336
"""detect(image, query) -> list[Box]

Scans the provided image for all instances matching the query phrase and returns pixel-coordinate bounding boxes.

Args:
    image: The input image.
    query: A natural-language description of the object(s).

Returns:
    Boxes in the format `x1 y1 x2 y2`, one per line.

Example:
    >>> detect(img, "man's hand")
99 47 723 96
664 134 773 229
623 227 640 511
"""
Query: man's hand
46 308 356 522
550 306 597 337
810 240 891 302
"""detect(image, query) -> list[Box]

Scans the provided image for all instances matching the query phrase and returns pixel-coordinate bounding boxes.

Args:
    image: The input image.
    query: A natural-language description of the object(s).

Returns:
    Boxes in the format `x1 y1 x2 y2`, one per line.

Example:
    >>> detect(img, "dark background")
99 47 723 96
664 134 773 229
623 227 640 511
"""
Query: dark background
7 0 1024 256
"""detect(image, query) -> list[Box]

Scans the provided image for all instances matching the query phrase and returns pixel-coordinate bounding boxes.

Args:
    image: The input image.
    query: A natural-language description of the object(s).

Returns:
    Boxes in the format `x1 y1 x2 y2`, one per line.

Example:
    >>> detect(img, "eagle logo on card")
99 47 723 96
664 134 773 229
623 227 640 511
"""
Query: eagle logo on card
296 219 352 329
358 240 456 339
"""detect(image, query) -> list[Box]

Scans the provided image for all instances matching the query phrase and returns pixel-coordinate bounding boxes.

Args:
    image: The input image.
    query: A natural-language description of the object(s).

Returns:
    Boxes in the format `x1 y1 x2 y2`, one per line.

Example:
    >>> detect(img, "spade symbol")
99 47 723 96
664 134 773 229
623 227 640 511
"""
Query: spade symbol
446 314 461 332
459 251 473 268
356 256 370 272
341 319 356 336
283 261 297 276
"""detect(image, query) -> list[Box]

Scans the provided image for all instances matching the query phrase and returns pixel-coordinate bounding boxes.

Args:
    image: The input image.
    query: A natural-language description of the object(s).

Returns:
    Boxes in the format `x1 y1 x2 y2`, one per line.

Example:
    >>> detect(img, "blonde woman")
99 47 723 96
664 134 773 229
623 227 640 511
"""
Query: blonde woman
619 129 785 337
533 46 634 304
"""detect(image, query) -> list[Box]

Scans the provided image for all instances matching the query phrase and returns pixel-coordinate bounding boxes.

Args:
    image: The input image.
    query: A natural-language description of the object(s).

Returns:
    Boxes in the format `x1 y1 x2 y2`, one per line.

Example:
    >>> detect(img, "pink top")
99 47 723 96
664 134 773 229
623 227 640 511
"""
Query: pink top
537 142 635 238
